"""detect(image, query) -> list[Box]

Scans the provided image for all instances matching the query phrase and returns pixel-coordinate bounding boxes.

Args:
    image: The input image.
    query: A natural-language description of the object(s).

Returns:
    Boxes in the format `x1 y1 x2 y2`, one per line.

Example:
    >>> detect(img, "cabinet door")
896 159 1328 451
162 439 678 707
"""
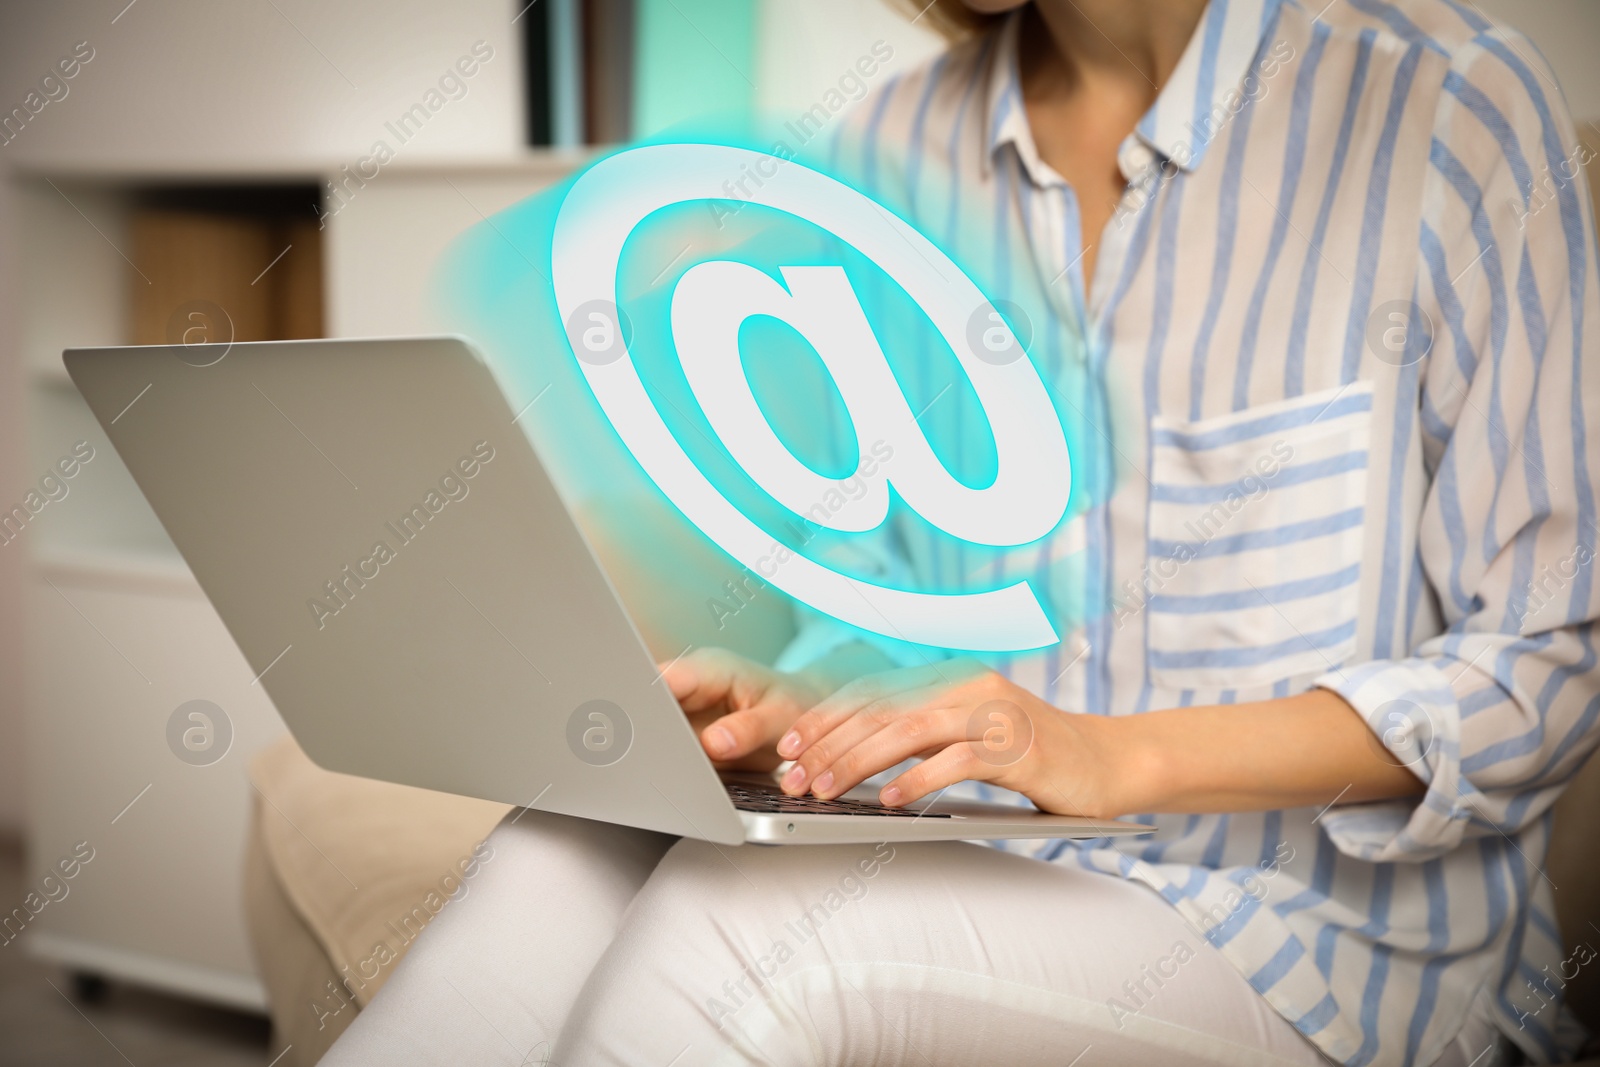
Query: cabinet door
25 557 286 1011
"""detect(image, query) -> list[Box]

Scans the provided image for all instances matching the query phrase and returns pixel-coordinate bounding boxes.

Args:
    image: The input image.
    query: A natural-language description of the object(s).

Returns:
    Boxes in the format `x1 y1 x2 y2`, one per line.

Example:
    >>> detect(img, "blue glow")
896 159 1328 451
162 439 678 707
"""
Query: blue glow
433 122 1109 657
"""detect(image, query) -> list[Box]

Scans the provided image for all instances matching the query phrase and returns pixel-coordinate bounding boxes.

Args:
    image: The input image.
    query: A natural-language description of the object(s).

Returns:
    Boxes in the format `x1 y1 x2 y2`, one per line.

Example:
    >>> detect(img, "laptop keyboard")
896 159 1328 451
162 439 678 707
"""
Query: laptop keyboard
725 781 952 818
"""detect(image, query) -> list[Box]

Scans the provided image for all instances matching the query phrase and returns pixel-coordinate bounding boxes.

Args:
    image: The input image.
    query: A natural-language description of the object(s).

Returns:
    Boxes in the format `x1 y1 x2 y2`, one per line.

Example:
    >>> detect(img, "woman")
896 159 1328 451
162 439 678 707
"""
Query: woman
325 0 1599 1064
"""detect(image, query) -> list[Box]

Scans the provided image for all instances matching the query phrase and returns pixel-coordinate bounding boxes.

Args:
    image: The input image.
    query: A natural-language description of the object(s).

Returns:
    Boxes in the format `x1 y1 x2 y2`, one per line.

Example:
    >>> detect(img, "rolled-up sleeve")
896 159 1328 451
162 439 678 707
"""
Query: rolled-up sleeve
1317 36 1600 863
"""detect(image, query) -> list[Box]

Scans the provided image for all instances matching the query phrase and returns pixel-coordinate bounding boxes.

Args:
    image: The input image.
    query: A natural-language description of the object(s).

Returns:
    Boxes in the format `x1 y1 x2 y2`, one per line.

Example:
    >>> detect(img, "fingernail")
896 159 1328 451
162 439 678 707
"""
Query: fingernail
777 731 802 758
881 786 902 806
812 771 834 796
706 726 735 756
781 764 807 792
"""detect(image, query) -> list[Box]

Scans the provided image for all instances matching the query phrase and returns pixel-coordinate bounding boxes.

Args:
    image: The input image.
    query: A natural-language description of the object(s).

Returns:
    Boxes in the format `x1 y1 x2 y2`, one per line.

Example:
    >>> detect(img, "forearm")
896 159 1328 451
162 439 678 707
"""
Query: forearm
1100 688 1425 816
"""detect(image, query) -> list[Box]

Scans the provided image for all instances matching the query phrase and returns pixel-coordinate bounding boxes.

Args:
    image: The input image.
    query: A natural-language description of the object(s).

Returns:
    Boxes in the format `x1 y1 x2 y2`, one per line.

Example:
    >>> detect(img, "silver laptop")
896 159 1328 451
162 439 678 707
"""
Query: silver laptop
65 336 1148 846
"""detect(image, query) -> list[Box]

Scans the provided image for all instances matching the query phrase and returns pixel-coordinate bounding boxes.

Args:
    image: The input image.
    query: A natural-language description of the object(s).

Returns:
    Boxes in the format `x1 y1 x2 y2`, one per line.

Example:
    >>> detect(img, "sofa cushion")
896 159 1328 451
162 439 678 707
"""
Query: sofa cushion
244 809 355 1065
248 737 509 1021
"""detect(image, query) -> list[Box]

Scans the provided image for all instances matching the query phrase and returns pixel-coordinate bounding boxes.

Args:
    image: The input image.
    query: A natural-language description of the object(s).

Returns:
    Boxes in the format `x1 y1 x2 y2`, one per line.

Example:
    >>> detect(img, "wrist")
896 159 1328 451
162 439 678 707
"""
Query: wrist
1075 710 1174 817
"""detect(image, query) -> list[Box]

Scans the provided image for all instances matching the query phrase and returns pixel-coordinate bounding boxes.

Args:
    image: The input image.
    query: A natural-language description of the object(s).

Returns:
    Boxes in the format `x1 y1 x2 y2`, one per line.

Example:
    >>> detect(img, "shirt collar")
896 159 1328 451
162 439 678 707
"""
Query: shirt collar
985 0 1284 183
982 14 1046 182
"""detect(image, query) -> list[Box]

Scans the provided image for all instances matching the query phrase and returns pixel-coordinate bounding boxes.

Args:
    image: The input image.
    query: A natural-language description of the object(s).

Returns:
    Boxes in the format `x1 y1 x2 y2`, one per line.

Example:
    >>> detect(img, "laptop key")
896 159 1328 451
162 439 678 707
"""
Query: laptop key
725 783 952 818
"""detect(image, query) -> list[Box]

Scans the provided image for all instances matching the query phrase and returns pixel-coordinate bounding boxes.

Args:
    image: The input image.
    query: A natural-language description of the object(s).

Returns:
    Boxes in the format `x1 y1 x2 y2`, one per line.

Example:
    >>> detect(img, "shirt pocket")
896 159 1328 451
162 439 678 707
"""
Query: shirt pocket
1143 381 1373 691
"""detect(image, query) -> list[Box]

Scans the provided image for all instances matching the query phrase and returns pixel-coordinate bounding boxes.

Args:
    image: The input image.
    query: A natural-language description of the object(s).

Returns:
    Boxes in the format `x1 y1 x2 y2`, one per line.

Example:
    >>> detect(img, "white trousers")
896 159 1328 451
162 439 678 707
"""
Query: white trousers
322 810 1498 1067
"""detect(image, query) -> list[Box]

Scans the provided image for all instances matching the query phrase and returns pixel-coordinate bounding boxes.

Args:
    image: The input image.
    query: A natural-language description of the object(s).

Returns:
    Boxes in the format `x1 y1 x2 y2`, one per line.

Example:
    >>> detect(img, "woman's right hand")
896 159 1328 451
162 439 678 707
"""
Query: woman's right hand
658 648 831 772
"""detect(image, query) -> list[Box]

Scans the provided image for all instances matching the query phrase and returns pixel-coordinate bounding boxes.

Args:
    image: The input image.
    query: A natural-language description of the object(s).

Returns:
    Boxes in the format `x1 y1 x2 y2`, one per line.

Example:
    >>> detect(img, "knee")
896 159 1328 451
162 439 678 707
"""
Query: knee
558 841 922 1063
626 839 759 932
483 809 672 885
558 844 801 1059
654 837 752 886
602 839 802 964
621 838 906 952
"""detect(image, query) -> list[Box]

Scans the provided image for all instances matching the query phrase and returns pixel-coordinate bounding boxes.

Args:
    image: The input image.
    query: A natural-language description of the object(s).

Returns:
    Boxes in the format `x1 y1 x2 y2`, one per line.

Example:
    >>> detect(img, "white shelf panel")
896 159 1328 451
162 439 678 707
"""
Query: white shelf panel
25 376 178 562
14 179 131 382
324 165 579 339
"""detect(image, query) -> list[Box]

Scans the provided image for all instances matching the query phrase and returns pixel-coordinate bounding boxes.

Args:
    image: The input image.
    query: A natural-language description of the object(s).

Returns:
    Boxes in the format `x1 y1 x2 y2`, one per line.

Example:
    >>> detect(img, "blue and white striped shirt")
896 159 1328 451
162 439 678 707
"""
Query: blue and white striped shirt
777 2 1600 1063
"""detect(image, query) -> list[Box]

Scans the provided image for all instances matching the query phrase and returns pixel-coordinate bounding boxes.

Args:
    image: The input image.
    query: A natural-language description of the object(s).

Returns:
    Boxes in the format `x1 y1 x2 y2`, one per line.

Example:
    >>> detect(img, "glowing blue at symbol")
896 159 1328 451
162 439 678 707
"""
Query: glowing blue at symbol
551 143 1071 652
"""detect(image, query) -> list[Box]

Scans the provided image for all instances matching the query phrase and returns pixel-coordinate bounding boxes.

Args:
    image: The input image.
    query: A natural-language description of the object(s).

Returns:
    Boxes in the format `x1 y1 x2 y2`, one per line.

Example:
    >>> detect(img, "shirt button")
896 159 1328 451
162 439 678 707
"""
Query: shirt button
1120 140 1156 181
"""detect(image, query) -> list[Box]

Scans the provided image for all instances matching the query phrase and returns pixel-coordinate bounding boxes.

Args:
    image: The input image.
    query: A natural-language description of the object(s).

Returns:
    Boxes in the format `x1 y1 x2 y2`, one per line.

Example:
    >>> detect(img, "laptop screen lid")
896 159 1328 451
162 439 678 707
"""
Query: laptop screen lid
65 337 745 844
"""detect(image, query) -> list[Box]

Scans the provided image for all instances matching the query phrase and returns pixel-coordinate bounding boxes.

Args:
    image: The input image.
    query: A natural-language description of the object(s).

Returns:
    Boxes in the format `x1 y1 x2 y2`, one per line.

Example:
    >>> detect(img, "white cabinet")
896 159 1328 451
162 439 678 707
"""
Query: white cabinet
13 158 574 1011
25 551 286 1011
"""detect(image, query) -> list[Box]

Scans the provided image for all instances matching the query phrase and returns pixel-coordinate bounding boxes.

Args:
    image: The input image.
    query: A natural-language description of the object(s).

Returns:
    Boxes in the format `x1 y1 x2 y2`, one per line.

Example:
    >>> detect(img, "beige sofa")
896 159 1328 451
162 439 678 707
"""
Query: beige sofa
244 739 510 1062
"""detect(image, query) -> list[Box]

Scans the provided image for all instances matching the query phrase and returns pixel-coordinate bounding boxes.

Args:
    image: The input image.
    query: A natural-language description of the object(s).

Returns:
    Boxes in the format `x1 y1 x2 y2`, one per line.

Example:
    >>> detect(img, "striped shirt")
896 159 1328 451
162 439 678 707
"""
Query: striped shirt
775 2 1600 1063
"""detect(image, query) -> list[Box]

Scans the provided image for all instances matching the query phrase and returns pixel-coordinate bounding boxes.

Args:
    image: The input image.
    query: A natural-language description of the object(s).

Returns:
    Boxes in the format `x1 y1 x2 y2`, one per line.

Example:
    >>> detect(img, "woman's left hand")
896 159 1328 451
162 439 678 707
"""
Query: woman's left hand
773 659 1136 819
